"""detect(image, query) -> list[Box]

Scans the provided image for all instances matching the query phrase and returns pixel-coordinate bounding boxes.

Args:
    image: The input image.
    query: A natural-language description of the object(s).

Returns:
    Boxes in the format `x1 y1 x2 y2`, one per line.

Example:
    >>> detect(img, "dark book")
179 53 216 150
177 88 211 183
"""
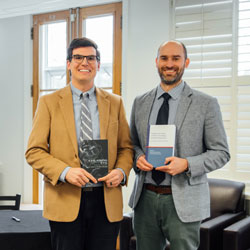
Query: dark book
79 139 108 179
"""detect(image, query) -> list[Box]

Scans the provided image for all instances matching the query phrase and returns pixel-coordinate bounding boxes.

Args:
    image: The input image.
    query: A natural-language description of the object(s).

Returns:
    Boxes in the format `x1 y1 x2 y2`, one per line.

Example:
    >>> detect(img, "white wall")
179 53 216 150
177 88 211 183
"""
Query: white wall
0 0 170 209
0 15 33 202
122 0 170 113
122 0 170 212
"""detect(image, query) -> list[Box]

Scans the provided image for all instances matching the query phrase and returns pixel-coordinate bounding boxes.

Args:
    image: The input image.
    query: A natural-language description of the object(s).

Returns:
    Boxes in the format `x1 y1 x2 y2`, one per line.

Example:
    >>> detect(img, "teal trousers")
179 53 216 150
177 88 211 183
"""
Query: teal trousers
134 188 201 250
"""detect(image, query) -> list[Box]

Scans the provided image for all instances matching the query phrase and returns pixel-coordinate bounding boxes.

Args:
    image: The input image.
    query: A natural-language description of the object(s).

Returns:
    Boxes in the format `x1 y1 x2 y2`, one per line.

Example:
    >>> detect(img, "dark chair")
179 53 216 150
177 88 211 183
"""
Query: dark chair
199 178 245 250
120 178 245 250
0 194 21 210
223 216 250 250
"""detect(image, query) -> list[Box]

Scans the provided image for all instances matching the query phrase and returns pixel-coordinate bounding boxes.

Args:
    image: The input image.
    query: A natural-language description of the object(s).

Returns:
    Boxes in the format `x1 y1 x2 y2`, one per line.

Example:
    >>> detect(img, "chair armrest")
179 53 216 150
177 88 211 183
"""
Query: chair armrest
120 212 134 250
199 212 245 250
223 216 250 250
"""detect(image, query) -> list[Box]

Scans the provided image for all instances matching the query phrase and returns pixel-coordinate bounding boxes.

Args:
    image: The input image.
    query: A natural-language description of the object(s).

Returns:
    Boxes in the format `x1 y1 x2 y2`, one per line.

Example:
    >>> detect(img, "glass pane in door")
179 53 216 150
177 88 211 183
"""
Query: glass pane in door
83 15 113 90
39 21 67 95
38 21 67 205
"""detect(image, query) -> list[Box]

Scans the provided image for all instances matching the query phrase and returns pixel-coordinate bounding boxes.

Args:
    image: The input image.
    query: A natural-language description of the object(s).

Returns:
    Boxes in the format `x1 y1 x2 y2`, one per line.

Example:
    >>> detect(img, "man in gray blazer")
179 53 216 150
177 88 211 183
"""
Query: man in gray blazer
129 40 230 250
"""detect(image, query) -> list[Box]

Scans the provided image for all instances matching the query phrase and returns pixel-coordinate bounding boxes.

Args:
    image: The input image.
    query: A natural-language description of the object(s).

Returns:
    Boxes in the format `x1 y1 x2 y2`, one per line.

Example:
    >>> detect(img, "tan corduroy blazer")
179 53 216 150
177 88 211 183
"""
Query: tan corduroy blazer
25 85 133 222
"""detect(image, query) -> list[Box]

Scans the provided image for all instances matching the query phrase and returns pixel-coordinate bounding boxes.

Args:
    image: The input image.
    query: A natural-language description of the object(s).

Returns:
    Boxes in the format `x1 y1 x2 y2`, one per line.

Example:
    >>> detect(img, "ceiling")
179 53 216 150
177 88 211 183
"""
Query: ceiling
0 0 119 19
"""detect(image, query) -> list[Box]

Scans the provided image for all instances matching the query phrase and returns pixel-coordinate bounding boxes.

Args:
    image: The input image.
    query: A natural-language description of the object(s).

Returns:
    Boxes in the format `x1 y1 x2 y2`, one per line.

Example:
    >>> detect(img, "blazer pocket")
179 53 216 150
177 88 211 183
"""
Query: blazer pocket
188 175 208 186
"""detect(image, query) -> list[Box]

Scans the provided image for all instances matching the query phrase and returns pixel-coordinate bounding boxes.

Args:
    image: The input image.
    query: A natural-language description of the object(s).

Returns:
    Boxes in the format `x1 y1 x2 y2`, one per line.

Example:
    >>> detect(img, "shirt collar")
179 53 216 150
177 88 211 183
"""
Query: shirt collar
157 80 185 100
70 82 96 100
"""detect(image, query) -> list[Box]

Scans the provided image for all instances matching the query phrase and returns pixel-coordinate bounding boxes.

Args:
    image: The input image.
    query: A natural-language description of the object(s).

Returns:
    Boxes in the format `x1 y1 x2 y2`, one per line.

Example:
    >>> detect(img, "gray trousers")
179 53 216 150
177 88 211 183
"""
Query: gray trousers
134 188 201 250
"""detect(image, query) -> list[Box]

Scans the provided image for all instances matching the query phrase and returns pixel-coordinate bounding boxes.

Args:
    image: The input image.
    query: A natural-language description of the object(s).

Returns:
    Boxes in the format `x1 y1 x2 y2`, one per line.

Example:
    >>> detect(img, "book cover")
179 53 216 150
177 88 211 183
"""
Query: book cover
146 125 176 168
79 139 108 179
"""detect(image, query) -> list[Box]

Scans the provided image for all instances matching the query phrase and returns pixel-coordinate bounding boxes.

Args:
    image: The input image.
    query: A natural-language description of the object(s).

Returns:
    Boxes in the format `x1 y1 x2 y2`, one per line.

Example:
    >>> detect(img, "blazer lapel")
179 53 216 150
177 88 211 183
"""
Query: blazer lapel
58 85 78 155
141 88 157 149
96 88 110 139
175 82 193 132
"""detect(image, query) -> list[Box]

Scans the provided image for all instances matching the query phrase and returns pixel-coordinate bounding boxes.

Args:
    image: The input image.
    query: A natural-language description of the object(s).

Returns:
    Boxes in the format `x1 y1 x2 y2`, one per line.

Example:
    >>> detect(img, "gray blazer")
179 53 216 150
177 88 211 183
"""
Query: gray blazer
129 82 230 223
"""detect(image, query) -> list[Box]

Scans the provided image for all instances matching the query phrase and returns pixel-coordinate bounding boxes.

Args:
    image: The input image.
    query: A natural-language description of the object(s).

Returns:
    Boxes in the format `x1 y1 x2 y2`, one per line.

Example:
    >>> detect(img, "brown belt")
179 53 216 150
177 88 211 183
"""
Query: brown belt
144 184 172 195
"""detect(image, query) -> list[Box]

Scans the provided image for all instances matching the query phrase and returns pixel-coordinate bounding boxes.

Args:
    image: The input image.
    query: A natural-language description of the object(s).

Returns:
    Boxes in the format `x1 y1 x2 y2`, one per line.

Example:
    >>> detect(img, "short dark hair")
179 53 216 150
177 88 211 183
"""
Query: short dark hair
157 40 188 60
67 37 100 62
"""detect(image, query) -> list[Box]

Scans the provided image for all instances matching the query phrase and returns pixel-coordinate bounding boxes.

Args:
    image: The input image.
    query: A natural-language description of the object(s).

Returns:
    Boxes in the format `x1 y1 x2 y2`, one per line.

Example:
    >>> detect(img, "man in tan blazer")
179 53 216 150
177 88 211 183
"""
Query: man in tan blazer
26 37 133 250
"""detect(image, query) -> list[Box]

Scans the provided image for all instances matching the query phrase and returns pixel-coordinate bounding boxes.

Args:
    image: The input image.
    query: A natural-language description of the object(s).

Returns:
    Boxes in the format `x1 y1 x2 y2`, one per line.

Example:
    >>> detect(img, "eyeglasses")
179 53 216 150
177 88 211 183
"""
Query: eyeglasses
71 54 99 64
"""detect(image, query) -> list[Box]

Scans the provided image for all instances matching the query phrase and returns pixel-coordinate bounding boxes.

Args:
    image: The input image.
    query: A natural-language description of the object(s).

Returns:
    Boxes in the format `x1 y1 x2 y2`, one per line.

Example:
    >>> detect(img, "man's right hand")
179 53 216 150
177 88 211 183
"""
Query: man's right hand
136 155 153 171
65 168 97 188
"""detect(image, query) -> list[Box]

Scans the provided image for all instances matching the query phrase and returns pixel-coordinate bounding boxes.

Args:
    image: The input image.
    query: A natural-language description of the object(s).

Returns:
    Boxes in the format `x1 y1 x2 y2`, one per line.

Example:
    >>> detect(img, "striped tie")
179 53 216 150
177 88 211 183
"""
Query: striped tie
79 93 93 166
79 93 93 167
79 93 93 141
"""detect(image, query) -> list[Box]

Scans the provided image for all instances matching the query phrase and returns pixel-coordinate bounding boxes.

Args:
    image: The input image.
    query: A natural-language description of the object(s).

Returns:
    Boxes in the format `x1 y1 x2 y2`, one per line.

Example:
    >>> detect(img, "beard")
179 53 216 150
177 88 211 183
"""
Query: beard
158 65 185 86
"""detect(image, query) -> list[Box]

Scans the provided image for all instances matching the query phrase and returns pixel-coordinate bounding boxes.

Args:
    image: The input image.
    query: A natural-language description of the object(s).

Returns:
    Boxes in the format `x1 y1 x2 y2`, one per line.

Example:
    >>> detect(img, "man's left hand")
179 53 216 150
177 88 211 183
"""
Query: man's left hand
98 169 124 188
156 156 188 176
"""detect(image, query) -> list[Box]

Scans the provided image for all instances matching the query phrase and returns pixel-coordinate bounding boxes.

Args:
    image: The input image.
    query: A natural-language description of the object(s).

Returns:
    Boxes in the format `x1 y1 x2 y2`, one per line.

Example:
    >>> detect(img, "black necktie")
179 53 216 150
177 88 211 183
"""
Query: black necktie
152 93 171 185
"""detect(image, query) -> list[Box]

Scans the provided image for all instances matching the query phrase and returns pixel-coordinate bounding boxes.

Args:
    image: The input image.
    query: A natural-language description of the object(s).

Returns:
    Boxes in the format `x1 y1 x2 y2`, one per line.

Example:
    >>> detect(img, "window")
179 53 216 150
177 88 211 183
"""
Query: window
79 3 122 94
40 21 67 96
84 15 114 92
171 0 250 191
